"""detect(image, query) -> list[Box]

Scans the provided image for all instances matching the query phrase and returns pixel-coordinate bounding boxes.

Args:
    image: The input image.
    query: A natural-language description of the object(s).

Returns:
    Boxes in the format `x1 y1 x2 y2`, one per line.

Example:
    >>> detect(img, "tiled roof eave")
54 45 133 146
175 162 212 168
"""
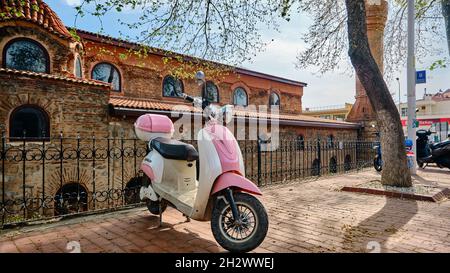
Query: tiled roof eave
109 97 361 129
0 68 112 88
0 18 73 40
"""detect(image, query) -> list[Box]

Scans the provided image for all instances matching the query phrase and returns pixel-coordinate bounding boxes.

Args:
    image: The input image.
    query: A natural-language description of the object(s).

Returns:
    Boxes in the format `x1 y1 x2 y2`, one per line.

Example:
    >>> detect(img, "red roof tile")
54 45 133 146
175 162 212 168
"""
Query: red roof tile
0 68 112 87
0 0 73 39
109 96 359 127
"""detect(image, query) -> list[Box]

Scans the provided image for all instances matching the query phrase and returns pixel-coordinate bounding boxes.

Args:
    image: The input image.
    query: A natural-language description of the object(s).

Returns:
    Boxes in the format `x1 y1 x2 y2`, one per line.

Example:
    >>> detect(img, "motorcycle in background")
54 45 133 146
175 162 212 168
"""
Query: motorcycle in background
373 133 383 172
373 132 415 172
416 129 450 170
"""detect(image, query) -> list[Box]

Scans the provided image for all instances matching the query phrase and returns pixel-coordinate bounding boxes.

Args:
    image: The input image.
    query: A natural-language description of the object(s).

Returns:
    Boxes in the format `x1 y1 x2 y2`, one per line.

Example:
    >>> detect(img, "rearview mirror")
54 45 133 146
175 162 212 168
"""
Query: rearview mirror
195 71 206 86
221 105 234 124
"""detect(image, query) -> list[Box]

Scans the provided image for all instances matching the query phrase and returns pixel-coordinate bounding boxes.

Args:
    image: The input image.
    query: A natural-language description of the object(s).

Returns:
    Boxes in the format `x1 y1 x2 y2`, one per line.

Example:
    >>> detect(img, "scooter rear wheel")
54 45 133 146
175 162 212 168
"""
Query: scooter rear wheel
211 192 268 253
146 200 167 215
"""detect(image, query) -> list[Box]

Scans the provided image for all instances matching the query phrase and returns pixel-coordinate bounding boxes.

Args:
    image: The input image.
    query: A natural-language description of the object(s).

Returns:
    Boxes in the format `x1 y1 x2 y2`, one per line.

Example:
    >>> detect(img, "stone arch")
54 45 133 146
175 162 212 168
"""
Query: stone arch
54 183 89 216
2 37 50 73
329 156 337 174
311 158 320 176
1 95 56 137
344 154 352 171
0 25 74 74
9 104 50 139
91 62 122 92
230 81 251 105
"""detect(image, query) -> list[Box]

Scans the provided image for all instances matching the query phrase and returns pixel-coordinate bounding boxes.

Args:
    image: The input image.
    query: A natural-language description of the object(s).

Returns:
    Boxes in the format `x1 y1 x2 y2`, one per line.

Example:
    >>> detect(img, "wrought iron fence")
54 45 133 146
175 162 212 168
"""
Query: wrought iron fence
0 132 376 227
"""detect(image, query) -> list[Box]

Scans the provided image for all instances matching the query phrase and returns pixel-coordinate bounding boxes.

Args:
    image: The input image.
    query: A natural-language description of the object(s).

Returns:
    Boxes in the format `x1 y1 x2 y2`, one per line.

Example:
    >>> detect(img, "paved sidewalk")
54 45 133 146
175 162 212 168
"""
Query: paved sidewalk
1 168 449 253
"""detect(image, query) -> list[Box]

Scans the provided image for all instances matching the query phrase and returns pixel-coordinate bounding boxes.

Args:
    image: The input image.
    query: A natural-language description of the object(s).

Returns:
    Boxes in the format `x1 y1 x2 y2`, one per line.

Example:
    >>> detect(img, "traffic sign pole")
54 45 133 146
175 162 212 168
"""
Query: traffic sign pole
407 0 417 174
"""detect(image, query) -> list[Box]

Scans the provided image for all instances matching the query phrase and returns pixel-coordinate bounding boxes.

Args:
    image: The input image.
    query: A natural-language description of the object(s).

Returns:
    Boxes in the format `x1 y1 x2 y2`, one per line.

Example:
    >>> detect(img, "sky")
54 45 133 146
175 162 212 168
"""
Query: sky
48 0 450 108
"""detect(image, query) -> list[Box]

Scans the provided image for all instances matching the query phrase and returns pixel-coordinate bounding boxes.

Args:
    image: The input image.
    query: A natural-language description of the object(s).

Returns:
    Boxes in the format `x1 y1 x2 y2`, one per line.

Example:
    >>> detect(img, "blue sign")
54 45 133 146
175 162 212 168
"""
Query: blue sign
416 70 426 84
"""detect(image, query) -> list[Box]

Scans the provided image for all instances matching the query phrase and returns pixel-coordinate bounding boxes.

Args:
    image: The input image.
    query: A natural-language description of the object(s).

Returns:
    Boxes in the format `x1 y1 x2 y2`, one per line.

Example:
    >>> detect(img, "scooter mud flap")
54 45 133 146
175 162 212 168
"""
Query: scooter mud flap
140 185 158 202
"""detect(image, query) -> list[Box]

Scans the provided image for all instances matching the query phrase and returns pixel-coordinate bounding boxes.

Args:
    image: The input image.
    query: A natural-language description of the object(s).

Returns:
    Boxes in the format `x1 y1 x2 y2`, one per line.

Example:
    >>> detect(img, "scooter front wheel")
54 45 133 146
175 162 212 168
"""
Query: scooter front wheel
418 161 425 169
211 192 268 253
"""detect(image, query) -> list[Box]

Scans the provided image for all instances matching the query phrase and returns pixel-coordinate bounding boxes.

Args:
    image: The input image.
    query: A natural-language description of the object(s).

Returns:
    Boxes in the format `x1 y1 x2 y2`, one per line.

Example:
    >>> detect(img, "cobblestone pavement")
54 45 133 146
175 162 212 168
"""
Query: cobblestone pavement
1 168 449 253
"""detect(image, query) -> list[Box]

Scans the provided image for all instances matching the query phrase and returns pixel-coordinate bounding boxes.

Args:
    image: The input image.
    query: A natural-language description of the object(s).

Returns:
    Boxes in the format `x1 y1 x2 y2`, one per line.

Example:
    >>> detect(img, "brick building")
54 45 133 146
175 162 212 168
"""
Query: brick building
0 0 363 220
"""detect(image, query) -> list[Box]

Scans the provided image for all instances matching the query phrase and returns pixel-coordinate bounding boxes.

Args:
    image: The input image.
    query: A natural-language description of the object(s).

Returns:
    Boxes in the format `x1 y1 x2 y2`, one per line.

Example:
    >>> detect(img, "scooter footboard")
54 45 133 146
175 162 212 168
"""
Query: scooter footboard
432 144 450 158
211 172 262 196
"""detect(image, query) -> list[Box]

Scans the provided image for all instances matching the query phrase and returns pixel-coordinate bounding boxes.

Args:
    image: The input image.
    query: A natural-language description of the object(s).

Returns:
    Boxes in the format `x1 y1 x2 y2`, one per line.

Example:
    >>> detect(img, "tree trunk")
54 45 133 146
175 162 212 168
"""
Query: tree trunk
443 0 450 55
345 0 412 187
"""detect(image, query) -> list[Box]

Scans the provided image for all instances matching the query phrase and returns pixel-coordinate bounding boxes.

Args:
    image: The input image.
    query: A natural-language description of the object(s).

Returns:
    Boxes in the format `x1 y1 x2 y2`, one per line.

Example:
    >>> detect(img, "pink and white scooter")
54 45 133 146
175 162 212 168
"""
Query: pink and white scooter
135 81 268 253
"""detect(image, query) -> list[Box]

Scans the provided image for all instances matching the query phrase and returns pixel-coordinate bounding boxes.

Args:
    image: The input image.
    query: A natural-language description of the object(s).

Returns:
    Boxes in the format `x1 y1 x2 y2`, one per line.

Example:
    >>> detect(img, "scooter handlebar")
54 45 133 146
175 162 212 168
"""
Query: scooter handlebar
182 93 195 102
182 93 203 105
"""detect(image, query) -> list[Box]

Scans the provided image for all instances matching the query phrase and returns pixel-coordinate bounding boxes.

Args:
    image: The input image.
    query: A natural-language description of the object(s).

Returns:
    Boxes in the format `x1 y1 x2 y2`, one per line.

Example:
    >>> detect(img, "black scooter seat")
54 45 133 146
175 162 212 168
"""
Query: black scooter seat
151 138 199 161
431 140 450 150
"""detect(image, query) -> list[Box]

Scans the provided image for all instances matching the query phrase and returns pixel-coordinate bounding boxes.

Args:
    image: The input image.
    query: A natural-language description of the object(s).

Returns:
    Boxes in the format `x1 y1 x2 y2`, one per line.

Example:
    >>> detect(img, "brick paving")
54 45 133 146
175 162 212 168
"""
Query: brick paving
1 168 449 253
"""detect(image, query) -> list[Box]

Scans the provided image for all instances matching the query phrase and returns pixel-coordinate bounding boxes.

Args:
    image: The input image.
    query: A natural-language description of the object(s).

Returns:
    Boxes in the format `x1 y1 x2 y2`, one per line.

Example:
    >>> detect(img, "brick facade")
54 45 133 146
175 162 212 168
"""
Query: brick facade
80 35 304 115
0 0 363 220
0 72 110 137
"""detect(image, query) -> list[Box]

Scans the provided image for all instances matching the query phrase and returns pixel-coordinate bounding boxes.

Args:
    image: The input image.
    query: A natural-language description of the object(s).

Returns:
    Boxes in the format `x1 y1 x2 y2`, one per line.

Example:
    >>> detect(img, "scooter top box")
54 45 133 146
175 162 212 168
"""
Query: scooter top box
134 114 174 141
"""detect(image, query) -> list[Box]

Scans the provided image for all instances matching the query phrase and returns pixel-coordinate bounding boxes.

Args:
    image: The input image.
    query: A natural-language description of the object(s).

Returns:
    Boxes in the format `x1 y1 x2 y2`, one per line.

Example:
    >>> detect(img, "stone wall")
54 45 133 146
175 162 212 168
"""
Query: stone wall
0 72 114 220
0 73 110 137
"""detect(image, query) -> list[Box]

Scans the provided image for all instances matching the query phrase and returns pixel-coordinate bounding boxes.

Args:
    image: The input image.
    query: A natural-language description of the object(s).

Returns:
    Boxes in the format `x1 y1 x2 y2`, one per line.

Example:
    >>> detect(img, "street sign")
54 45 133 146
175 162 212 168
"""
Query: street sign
416 70 426 84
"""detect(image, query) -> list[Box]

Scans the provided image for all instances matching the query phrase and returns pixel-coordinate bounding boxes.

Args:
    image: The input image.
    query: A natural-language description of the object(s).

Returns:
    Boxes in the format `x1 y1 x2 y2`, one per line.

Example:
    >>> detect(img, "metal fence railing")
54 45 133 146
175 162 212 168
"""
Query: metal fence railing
0 132 376 227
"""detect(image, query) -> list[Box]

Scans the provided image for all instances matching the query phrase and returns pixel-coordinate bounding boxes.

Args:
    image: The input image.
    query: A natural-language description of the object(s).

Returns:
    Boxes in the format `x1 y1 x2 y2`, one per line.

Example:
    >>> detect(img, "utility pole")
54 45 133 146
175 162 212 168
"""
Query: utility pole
407 0 417 174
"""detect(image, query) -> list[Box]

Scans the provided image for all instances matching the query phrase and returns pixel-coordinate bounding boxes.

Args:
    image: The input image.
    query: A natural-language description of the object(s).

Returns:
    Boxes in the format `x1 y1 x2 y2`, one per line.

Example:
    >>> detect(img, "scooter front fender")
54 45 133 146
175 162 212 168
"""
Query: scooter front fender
211 172 262 196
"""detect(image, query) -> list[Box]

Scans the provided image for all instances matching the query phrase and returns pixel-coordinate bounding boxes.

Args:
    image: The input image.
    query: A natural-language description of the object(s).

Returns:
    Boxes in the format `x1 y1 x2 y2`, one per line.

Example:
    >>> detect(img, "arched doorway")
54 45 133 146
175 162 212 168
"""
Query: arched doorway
54 183 88 216
311 159 320 176
344 155 352 171
329 157 337 173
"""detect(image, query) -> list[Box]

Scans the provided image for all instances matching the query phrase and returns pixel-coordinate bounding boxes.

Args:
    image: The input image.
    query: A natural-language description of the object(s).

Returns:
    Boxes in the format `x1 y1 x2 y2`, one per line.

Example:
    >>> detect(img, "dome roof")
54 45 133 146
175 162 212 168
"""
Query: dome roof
0 0 73 39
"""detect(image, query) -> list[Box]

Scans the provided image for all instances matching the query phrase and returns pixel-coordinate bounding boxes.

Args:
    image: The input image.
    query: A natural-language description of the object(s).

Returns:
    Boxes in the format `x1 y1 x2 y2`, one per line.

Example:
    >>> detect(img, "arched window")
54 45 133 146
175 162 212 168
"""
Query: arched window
92 63 121 91
162 75 184 97
233 87 248 106
3 38 49 73
297 134 305 151
204 81 219 103
75 56 83 78
327 134 335 148
269 92 280 107
9 105 50 139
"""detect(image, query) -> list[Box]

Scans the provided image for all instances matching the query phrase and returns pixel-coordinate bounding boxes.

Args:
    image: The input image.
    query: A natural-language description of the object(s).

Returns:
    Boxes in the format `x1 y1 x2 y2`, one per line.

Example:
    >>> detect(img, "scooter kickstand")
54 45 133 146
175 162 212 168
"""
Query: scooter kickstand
158 202 163 227
183 213 190 222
